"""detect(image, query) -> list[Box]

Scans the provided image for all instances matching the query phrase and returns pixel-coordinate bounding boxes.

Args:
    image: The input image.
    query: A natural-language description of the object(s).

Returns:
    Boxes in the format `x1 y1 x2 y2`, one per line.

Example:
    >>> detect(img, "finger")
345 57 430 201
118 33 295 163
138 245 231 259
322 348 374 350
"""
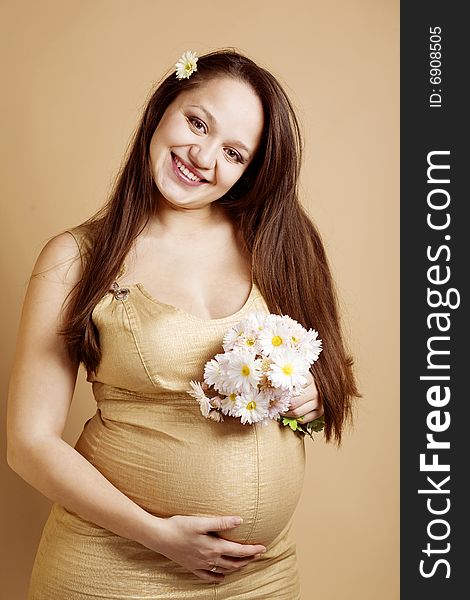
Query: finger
281 399 317 418
197 516 243 533
296 409 324 424
218 541 267 557
206 562 233 573
295 406 324 421
193 569 225 582
301 370 315 389
213 554 258 570
283 385 323 413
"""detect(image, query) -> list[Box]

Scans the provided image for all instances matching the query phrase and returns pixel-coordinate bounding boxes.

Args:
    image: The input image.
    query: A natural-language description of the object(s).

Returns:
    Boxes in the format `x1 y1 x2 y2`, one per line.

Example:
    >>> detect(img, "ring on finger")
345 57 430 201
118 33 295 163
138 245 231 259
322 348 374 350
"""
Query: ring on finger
210 565 218 572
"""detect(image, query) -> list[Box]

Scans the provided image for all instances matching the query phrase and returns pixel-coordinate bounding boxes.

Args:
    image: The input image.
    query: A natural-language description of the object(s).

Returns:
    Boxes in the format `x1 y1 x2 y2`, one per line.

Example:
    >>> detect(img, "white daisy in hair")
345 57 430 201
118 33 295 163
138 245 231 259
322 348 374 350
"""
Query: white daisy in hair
174 50 198 80
188 380 212 417
219 392 242 416
258 315 297 356
268 349 310 391
225 350 262 394
233 389 269 424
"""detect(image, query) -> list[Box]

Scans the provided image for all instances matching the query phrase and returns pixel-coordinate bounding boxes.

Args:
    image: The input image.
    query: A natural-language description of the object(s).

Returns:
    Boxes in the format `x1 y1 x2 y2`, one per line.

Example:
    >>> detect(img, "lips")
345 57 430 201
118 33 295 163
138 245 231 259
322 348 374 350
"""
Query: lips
171 152 209 184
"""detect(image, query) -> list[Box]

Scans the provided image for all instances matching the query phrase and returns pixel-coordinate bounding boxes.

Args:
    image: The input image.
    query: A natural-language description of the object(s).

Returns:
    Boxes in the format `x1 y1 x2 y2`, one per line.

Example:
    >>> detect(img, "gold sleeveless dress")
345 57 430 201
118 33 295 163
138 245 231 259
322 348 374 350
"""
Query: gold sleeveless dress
27 226 306 599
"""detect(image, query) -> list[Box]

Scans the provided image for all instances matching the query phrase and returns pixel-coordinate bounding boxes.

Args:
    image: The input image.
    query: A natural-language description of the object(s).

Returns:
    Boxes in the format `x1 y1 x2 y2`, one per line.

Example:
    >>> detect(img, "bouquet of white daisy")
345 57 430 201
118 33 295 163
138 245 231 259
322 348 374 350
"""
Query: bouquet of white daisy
187 312 325 439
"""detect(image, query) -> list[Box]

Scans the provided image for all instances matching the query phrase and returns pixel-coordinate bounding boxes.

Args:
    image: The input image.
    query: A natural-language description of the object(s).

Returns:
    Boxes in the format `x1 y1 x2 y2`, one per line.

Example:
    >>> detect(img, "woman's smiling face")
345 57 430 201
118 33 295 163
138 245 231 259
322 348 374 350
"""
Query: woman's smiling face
149 76 264 210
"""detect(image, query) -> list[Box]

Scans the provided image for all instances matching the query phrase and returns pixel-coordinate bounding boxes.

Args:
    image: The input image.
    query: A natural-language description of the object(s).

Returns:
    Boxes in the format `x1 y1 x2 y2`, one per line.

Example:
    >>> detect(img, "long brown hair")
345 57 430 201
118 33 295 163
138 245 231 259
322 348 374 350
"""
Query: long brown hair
58 48 360 445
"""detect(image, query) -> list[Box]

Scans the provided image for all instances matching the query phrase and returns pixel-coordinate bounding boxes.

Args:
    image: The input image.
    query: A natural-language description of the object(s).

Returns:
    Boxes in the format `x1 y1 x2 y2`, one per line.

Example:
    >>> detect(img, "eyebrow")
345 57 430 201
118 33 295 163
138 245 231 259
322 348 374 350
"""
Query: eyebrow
187 104 253 158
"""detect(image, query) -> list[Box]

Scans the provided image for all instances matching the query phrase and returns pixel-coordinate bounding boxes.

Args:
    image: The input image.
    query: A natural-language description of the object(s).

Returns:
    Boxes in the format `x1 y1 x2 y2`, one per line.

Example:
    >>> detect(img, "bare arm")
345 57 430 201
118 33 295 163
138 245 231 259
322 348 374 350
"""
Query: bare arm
6 232 265 581
6 232 158 545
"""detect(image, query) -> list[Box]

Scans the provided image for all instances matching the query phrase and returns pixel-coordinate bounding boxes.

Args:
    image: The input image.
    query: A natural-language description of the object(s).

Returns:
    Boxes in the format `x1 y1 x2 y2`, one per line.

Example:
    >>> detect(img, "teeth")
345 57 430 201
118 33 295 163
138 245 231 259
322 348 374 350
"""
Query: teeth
174 156 202 182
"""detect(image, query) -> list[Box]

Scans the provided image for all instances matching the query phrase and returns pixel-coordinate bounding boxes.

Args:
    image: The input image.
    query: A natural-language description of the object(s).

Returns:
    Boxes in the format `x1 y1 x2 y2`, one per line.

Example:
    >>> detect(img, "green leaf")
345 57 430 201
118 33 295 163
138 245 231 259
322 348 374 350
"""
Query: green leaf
281 417 298 431
278 415 326 439
308 415 326 433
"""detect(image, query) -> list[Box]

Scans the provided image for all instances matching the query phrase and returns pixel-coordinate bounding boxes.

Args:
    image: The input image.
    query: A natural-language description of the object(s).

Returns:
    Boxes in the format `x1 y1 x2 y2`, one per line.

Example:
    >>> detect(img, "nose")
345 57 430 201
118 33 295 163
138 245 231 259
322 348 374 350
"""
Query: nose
188 141 217 171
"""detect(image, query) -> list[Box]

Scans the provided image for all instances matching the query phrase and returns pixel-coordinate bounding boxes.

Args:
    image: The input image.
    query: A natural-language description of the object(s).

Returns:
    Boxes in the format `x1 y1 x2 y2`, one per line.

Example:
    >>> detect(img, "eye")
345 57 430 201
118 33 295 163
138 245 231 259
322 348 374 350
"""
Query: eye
188 116 206 132
225 148 243 163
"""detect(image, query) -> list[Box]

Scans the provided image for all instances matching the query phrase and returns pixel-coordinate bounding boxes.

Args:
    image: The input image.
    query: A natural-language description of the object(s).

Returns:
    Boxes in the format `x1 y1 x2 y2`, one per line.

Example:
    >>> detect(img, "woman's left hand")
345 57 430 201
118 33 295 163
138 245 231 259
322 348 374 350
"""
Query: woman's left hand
279 370 324 423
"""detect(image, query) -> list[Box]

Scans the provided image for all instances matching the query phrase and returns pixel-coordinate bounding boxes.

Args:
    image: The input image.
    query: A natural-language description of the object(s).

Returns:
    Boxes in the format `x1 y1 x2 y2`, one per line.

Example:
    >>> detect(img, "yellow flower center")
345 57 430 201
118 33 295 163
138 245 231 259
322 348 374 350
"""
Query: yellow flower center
246 401 257 411
272 335 283 347
241 365 251 376
229 393 237 402
245 338 255 346
261 358 271 372
292 336 299 343
282 364 293 376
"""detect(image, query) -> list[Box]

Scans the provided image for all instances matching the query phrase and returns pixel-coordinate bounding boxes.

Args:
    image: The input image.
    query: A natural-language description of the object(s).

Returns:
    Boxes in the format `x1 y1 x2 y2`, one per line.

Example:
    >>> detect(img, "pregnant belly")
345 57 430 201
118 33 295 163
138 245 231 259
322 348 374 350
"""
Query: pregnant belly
74 398 306 547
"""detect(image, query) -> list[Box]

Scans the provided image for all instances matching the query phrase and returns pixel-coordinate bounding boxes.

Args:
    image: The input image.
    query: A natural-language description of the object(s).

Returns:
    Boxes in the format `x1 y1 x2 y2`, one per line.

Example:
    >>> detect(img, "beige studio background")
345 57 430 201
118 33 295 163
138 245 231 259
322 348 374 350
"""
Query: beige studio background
0 0 399 598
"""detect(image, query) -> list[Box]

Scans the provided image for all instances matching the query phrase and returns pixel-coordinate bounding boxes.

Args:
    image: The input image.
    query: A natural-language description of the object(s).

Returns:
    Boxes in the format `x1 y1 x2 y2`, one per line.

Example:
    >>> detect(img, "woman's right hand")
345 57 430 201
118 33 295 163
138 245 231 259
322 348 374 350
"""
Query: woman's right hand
143 514 267 582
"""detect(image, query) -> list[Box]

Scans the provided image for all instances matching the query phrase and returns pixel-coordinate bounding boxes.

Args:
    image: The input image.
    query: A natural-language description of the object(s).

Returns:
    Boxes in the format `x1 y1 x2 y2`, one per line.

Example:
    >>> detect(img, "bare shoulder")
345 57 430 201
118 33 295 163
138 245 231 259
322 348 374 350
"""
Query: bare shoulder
30 230 84 289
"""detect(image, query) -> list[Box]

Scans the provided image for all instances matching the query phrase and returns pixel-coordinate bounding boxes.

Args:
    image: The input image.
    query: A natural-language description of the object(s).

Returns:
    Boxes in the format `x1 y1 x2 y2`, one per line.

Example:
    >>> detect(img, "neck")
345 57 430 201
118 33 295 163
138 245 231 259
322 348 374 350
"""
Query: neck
148 193 232 238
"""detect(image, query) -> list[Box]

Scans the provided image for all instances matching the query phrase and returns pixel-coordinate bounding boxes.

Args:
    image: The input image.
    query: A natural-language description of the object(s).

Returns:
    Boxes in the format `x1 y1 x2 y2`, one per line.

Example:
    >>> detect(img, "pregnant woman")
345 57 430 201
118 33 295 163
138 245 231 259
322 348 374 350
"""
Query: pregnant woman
7 49 359 599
